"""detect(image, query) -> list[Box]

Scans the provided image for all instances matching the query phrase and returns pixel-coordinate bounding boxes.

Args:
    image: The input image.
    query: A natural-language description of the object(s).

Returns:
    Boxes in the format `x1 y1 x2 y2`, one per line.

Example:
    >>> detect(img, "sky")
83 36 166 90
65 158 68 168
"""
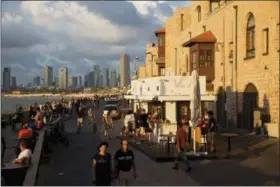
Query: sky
1 1 191 84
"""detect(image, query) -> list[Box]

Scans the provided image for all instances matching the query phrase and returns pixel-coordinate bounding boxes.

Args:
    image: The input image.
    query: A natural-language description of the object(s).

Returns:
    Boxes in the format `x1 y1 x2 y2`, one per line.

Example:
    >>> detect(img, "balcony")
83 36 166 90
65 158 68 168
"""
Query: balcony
155 57 165 68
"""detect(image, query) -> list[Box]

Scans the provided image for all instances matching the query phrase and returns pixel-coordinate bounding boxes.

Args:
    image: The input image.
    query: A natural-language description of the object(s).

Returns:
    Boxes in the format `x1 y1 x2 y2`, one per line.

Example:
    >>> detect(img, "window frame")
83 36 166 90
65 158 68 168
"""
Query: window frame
181 14 184 31
196 6 201 22
262 28 269 56
245 13 256 59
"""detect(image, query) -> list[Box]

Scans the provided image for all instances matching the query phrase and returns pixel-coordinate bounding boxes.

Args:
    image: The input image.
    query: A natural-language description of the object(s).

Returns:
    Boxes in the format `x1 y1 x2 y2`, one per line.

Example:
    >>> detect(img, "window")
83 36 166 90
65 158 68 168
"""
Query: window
246 13 255 58
210 0 220 12
156 86 159 91
181 14 184 31
199 50 213 67
262 28 269 55
196 6 201 22
192 51 197 69
160 68 165 76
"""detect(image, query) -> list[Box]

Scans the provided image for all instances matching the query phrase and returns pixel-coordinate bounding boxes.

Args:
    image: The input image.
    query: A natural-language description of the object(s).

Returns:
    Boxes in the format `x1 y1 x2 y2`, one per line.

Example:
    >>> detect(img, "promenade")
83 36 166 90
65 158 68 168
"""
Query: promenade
36 104 197 186
34 103 280 186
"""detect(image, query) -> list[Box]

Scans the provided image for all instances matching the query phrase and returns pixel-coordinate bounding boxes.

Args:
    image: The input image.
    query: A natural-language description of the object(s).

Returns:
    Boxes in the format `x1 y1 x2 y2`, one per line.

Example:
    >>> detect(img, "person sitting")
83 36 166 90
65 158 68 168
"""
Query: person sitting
18 124 33 140
12 141 32 164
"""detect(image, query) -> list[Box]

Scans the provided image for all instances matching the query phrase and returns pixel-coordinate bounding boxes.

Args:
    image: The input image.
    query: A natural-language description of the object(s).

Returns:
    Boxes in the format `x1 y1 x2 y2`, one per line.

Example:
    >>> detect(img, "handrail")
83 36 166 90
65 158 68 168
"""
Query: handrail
22 130 45 186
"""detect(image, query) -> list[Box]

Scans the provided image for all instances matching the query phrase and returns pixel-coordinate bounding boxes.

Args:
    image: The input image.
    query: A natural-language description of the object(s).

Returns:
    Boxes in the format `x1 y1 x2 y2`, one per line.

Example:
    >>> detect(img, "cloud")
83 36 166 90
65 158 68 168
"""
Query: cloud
1 1 185 84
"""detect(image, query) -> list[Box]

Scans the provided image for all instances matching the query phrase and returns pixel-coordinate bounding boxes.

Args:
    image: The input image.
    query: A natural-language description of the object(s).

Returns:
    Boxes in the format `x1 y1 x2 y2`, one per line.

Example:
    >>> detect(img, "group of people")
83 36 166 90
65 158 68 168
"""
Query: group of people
92 139 137 186
123 109 156 142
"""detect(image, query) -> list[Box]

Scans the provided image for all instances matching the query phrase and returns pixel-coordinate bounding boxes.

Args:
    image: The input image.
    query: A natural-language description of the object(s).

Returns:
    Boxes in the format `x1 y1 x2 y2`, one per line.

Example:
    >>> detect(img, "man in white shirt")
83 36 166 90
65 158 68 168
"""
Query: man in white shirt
12 141 32 164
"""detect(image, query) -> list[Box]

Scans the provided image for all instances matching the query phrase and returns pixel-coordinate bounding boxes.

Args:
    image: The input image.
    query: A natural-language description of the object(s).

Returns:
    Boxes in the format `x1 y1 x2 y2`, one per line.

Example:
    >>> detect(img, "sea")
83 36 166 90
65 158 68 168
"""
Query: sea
1 96 68 114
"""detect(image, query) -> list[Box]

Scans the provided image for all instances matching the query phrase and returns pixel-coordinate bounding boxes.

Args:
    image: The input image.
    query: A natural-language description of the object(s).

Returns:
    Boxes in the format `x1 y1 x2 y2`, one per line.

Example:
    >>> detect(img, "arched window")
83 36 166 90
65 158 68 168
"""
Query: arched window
246 13 255 58
196 6 201 22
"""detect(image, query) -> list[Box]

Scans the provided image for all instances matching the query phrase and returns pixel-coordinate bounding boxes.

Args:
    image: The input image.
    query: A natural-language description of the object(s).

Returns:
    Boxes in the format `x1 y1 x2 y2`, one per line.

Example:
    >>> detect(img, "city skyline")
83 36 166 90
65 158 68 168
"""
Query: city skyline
1 1 190 84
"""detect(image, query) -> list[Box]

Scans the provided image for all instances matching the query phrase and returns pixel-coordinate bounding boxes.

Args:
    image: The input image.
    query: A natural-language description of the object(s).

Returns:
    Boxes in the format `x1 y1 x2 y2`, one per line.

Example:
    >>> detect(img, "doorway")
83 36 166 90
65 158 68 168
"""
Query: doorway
242 83 258 130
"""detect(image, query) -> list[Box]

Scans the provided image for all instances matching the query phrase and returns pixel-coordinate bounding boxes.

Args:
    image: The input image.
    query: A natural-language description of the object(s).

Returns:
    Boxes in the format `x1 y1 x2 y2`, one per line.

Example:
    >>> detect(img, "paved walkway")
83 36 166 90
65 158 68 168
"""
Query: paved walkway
37 106 197 186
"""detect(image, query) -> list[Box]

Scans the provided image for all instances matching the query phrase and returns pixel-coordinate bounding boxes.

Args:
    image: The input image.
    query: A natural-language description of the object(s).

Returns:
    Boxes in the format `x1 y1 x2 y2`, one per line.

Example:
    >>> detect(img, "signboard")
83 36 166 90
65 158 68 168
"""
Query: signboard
131 76 206 96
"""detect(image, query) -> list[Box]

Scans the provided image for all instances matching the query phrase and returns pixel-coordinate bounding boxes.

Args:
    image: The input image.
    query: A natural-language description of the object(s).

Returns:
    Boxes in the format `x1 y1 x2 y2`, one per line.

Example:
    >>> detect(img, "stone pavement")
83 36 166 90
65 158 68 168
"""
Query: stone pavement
37 106 198 186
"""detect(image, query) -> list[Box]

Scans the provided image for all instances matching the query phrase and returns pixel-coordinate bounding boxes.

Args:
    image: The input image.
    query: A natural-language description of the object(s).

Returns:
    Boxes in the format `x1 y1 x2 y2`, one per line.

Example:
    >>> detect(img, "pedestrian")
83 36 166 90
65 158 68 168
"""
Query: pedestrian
92 142 113 186
172 123 192 172
88 107 96 133
77 106 84 134
123 110 135 136
114 139 137 186
207 111 218 153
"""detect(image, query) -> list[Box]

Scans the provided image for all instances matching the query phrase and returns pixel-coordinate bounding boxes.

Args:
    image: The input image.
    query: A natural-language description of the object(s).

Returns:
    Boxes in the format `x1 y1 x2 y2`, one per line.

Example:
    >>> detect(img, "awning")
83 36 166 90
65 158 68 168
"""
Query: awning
124 95 137 100
158 95 217 102
182 31 217 47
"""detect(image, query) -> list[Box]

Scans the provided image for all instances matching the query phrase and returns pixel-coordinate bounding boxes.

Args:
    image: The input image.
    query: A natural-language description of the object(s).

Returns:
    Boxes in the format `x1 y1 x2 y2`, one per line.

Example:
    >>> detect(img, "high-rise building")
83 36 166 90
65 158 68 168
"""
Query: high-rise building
88 71 95 87
110 70 117 88
11 77 16 89
84 74 89 88
44 66 53 87
54 76 59 87
69 76 78 89
33 76 41 86
102 68 109 88
99 73 103 87
3 67 11 91
59 67 68 89
93 65 100 87
78 76 82 88
120 54 130 88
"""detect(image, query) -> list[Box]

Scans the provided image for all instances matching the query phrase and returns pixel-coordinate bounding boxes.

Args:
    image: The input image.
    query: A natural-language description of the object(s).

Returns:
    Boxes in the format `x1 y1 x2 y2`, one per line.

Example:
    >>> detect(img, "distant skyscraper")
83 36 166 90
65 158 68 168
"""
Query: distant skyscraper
110 70 117 87
88 71 95 87
54 76 59 87
120 54 130 88
11 77 16 89
3 67 11 91
33 76 41 86
93 65 100 87
78 76 82 88
84 74 89 88
99 73 103 87
59 67 68 89
69 76 78 89
102 68 109 88
44 66 53 86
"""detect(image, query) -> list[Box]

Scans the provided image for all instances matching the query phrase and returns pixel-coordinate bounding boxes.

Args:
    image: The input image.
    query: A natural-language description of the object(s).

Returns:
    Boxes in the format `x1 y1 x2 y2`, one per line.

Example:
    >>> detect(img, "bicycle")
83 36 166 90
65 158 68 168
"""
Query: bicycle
48 122 69 148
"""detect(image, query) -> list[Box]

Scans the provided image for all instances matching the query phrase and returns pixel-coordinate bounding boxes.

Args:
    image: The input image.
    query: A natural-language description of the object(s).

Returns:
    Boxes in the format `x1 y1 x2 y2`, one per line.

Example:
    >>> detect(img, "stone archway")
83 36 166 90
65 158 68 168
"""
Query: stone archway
216 87 227 127
242 83 259 130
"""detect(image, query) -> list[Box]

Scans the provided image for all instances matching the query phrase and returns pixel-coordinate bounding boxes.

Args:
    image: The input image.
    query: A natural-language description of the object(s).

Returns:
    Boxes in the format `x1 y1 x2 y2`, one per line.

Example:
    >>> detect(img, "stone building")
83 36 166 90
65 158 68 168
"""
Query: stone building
127 0 279 138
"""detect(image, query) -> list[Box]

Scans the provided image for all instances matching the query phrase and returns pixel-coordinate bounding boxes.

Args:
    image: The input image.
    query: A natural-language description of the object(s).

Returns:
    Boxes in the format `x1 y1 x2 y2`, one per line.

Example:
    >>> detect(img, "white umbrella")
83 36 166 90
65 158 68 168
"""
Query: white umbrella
189 70 201 153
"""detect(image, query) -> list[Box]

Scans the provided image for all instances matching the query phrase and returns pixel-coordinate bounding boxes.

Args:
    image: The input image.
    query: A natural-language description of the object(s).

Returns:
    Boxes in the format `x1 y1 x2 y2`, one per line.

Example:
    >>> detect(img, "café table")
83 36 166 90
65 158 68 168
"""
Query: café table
159 134 177 153
220 133 239 156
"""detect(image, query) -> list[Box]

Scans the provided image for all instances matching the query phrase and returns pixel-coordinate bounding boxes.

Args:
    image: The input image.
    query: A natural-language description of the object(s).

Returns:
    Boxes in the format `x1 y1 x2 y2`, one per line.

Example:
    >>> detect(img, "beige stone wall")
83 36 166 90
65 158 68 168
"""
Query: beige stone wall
145 43 159 77
165 7 191 74
138 65 146 79
167 1 279 136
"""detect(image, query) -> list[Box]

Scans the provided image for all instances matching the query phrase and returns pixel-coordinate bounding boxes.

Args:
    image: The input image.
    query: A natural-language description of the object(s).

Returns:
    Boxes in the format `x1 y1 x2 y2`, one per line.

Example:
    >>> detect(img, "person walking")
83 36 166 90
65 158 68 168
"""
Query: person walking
114 139 137 186
88 107 96 133
123 110 135 136
207 111 218 153
172 123 192 172
92 142 113 186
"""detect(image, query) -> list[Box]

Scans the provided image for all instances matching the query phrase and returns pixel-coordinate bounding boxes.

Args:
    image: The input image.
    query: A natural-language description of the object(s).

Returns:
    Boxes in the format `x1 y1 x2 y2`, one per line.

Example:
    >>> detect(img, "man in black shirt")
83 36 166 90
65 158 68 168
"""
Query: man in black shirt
114 139 136 186
207 111 217 153
92 142 112 186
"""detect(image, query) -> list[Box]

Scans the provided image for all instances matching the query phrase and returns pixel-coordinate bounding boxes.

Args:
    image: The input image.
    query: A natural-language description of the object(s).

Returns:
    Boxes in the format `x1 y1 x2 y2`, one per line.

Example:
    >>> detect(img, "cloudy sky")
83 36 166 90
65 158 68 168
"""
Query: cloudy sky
1 1 191 84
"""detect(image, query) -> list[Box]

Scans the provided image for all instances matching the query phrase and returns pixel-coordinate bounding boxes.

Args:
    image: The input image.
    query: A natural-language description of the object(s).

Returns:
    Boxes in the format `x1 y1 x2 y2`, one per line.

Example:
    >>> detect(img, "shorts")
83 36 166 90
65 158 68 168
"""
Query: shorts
77 118 83 125
207 131 216 145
